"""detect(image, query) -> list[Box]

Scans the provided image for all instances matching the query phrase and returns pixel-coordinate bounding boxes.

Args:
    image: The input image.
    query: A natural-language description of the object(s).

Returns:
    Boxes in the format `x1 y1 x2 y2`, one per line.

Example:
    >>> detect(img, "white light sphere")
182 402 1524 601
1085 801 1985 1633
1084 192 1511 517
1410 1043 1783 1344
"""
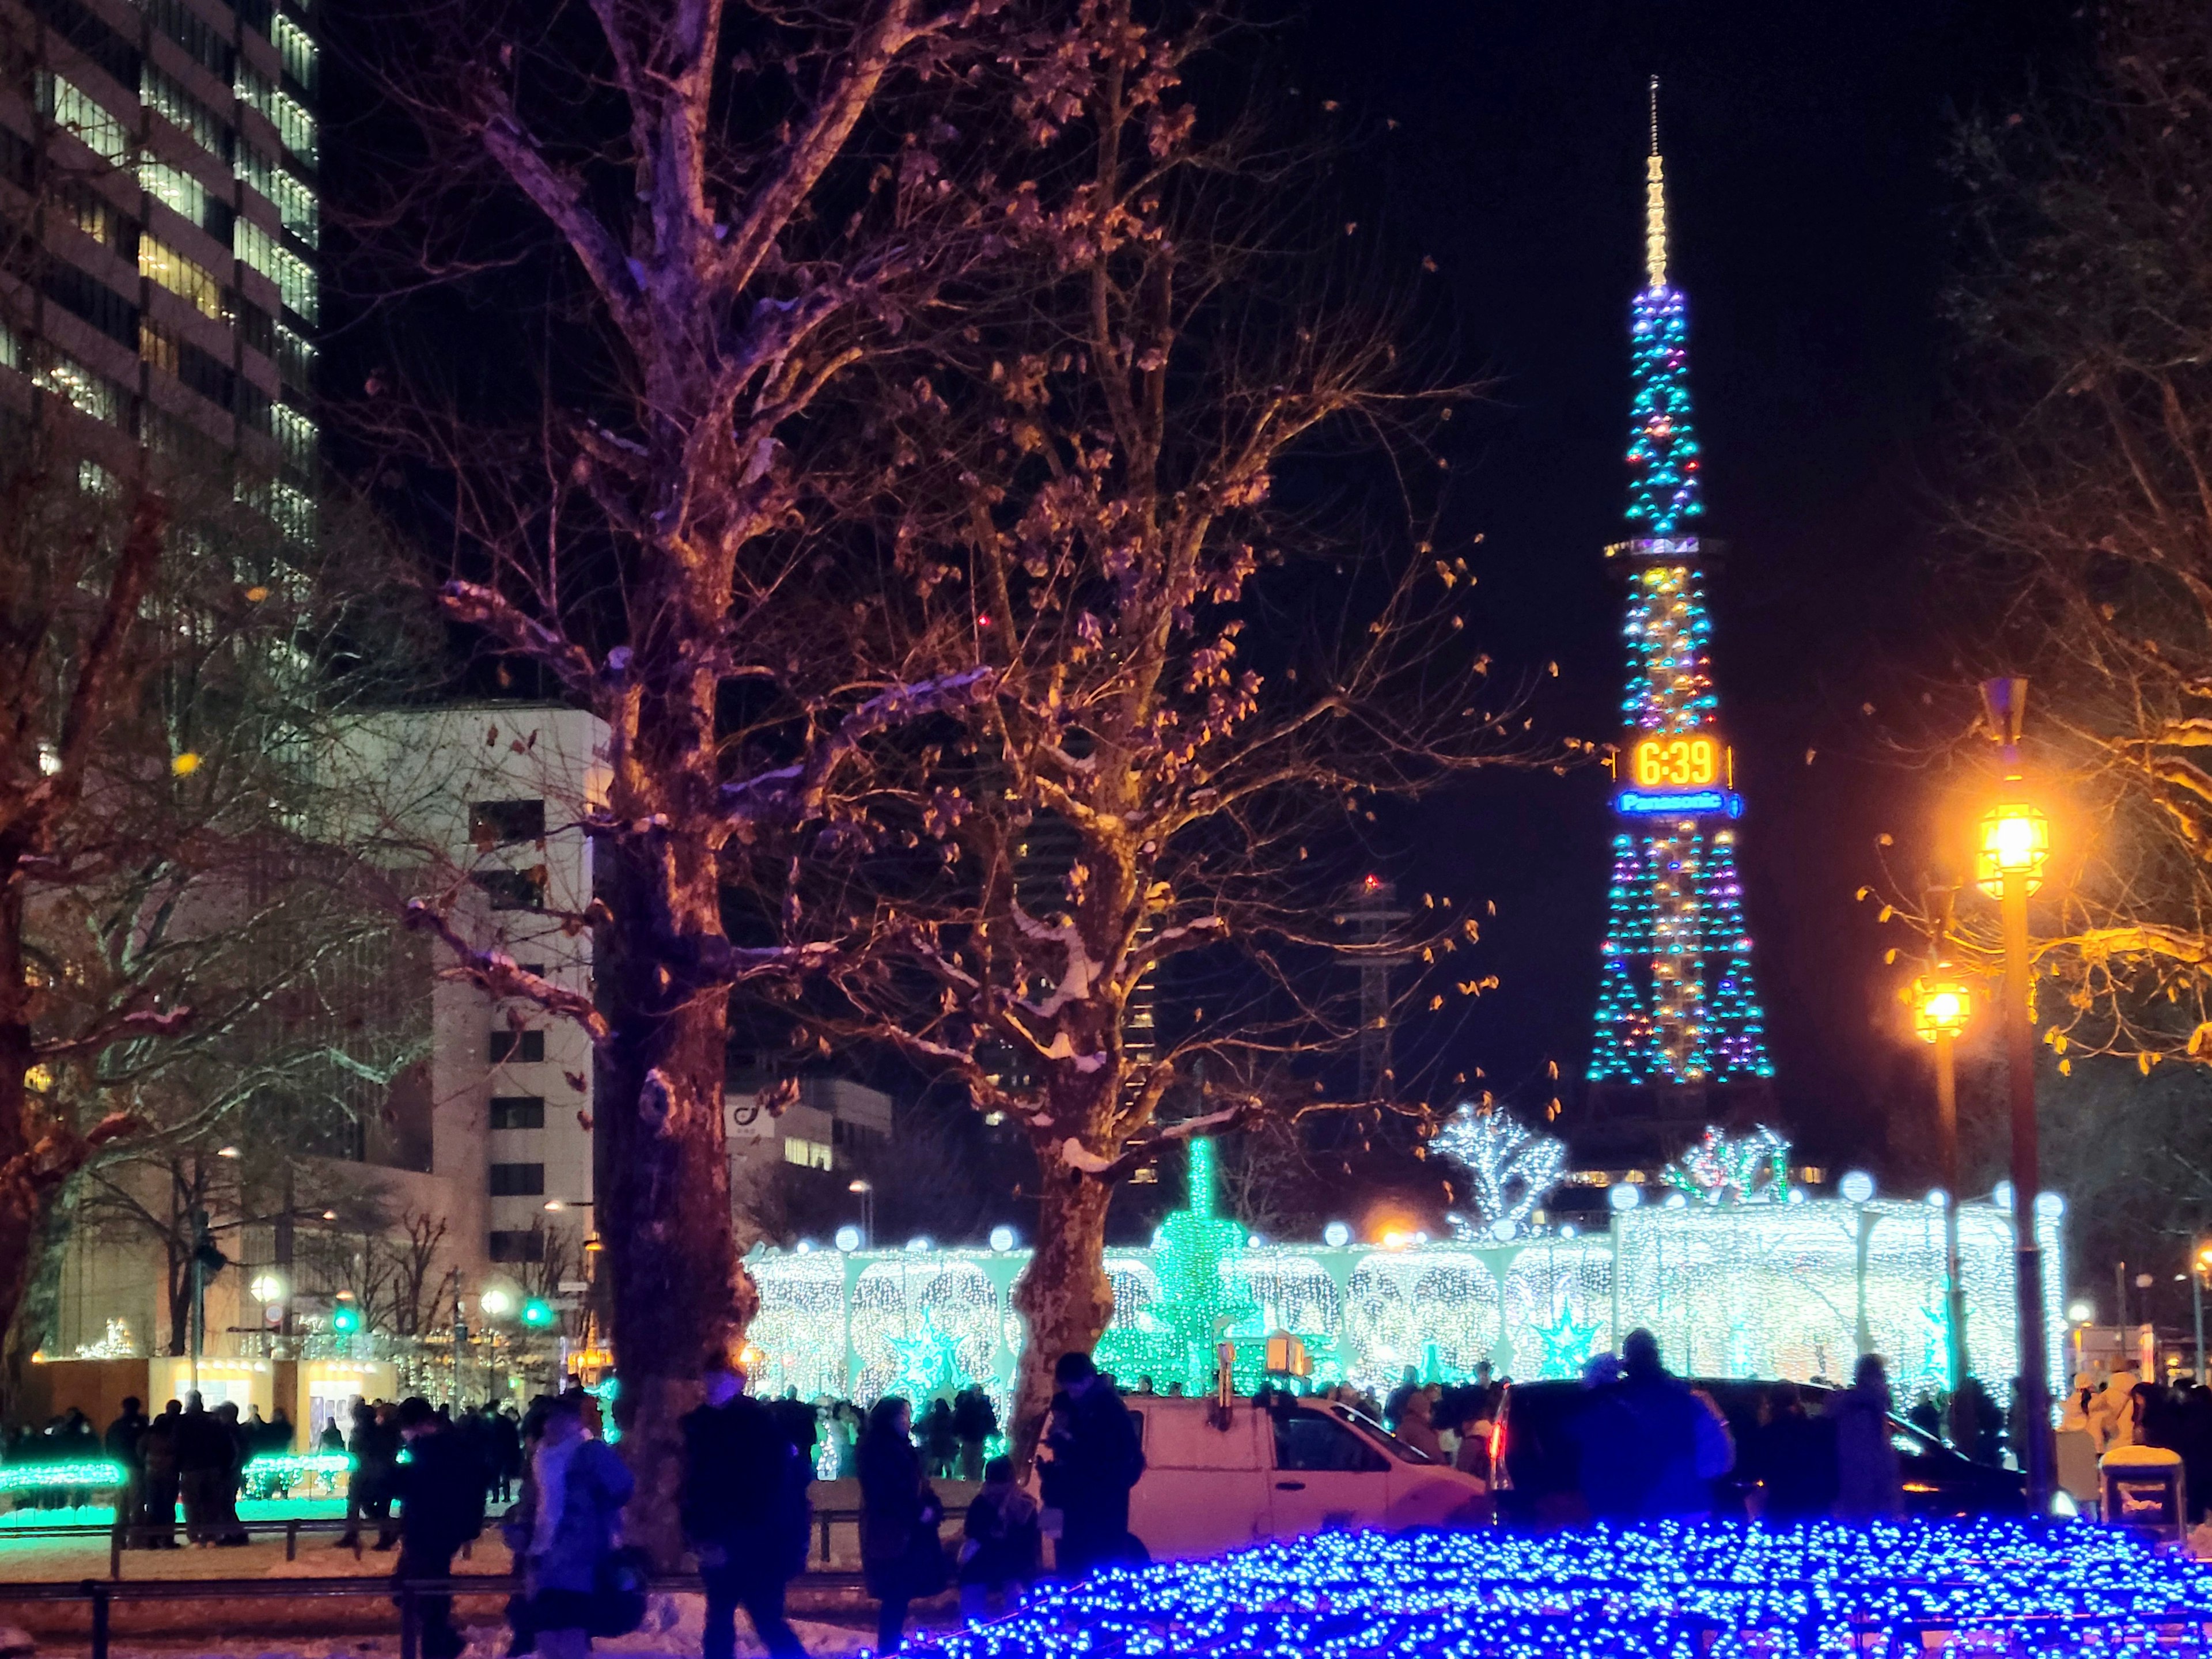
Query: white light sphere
1663 1192 1687 1210
1925 1188 1949 1210
1786 1187 1807 1204
2035 1191 2066 1219
480 1288 513 1318
1490 1218 1517 1243
1608 1184 1642 1212
2067 1299 2094 1324
795 1239 814 1254
904 1236 931 1252
1323 1221 1352 1248
988 1224 1016 1253
1993 1180 2015 1212
834 1225 862 1252
1839 1171 1876 1205
1412 1231 1430 1246
1560 1222 1579 1239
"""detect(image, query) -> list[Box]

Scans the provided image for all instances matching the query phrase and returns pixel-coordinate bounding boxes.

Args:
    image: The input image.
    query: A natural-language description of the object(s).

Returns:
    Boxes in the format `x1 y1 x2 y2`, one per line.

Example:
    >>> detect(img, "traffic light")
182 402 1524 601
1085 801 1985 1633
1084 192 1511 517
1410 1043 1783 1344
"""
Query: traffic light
331 1304 362 1335
520 1298 555 1329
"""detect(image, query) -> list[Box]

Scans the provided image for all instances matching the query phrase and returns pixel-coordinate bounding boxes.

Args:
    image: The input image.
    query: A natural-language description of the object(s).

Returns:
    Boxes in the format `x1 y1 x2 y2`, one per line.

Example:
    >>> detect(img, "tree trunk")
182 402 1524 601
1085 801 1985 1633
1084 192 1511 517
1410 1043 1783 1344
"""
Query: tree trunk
592 837 750 1567
1009 1164 1115 1469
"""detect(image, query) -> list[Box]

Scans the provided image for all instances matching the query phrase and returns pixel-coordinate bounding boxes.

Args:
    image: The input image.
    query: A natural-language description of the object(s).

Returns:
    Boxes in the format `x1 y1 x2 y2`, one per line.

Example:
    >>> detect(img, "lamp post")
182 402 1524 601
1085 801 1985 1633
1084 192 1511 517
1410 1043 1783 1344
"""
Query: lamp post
1974 676 2054 1512
2194 1245 2212 1385
848 1179 875 1251
1910 922 1973 1403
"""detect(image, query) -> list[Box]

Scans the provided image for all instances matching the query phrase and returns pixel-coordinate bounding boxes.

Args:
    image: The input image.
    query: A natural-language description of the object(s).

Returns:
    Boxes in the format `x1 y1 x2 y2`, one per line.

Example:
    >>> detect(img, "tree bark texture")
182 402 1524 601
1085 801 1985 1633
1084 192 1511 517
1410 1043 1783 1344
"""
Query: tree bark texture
1009 1168 1114 1468
592 835 750 1567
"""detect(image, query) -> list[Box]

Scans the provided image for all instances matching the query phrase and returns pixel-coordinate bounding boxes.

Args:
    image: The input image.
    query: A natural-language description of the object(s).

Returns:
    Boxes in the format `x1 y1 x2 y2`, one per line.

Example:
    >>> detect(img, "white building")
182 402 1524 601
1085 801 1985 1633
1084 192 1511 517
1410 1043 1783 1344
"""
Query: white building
327 702 608 1284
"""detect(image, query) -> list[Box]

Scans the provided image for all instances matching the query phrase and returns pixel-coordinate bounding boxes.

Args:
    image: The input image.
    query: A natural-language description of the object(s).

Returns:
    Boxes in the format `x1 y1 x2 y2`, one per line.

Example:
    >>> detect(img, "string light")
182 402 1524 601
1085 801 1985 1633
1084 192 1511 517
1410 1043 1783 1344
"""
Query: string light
0 1459 125 1493
903 1519 2212 1659
1592 119 1771 1090
748 1138 2066 1406
1433 1105 1566 1242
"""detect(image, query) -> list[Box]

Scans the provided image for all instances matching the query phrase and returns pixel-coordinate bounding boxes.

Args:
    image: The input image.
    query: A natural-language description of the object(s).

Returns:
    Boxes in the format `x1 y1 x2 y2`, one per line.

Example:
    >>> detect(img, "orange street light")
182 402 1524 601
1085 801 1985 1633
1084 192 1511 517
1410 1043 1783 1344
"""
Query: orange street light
1911 968 1974 1044
1976 797 2050 898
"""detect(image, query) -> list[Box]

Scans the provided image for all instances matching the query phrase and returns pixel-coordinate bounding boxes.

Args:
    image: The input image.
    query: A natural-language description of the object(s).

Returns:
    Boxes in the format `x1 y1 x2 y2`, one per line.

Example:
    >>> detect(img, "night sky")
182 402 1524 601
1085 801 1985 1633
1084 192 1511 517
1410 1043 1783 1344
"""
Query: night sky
1285 0 2088 1169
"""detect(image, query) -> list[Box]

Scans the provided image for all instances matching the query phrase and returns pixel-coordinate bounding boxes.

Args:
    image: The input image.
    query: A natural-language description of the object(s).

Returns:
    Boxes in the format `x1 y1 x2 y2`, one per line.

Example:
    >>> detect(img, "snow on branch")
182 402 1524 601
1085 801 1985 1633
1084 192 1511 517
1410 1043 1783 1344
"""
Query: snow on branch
402 900 612 1043
438 581 599 695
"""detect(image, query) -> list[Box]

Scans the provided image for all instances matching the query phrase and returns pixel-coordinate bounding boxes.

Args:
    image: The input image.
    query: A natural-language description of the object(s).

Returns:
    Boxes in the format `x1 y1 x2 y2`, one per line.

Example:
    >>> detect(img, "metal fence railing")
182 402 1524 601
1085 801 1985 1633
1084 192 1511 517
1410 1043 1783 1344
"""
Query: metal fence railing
0 1509 870 1581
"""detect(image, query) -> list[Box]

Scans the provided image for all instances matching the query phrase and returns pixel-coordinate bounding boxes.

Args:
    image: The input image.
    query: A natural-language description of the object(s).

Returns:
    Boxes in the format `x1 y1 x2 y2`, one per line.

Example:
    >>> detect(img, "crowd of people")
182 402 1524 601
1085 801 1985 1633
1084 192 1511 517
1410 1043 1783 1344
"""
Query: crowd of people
2061 1366 2212 1518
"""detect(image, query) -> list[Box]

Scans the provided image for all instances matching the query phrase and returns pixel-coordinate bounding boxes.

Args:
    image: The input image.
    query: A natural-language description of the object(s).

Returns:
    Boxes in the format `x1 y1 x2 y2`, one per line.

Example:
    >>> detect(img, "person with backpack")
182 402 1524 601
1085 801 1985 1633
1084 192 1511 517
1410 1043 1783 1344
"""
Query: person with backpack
1046 1353 1144 1580
392 1396 487 1659
502 1392 634 1659
858 1397 942 1655
950 1387 996 1483
681 1353 810 1659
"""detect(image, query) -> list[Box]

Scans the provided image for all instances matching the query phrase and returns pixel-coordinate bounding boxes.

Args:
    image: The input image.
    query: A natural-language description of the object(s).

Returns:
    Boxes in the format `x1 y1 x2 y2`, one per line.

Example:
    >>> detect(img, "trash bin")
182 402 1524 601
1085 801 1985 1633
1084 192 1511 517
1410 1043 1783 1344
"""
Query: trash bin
2101 1445 2187 1546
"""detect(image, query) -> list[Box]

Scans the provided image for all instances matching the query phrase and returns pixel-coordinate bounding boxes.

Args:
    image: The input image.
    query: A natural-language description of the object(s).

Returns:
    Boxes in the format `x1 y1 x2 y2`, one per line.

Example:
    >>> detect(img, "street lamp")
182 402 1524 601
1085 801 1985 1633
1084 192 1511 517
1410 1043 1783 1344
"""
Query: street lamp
1911 922 1975 1403
847 1178 875 1251
1973 675 2055 1513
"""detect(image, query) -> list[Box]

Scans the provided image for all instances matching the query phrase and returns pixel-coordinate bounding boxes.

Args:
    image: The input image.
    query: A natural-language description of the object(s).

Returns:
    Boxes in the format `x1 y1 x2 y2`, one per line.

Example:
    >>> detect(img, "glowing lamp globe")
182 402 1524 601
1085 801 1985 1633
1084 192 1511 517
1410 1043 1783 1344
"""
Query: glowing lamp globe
1976 797 2050 897
479 1288 513 1319
988 1225 1016 1253
1839 1171 1876 1205
248 1272 286 1305
1608 1184 1642 1212
1323 1221 1352 1248
834 1225 861 1252
2067 1299 2094 1324
1911 969 1974 1044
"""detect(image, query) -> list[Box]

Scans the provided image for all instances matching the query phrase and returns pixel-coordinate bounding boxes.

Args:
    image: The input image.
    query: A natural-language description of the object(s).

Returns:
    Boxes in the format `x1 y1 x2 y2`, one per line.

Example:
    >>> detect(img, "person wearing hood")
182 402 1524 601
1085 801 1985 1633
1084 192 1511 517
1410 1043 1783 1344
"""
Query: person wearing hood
502 1392 633 1659
1394 1389 1444 1462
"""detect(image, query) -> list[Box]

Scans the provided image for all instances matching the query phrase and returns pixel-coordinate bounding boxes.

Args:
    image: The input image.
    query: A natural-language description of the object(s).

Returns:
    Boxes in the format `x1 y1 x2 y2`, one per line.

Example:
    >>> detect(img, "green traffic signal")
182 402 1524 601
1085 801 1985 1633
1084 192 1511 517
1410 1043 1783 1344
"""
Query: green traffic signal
520 1298 554 1328
331 1304 362 1334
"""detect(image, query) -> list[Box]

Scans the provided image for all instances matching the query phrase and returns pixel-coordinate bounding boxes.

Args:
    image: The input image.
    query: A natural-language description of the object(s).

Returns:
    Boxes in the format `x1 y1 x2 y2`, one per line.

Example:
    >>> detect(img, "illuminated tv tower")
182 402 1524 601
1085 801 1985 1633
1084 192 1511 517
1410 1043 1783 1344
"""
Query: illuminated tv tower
1584 81 1775 1150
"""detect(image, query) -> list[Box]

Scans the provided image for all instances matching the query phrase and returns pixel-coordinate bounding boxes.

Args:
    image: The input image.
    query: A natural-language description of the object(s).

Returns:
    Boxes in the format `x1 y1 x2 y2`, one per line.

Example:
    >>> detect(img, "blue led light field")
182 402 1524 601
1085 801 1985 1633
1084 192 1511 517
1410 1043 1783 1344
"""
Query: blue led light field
910 1520 2212 1658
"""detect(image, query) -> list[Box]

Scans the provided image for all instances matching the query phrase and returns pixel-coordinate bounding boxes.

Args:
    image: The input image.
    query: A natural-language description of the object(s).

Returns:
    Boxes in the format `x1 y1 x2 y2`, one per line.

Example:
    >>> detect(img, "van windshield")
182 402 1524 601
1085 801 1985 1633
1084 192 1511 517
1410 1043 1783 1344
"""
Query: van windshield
1333 1405 1437 1464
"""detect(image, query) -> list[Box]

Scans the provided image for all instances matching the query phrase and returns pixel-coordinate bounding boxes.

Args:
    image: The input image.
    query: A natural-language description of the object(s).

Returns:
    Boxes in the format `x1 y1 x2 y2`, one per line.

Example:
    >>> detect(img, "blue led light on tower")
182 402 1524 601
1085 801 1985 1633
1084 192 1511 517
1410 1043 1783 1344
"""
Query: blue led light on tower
1588 84 1772 1093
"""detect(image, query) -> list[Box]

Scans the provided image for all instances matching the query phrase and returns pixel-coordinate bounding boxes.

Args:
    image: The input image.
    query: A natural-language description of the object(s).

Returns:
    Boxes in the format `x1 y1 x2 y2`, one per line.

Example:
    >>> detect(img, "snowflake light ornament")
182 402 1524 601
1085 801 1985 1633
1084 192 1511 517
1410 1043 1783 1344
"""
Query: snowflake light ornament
1434 1104 1566 1242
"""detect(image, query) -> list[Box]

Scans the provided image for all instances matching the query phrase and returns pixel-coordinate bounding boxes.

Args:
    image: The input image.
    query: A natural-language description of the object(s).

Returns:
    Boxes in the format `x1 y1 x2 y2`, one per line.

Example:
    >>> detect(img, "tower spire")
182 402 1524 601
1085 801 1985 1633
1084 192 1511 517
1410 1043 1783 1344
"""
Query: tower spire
1645 75 1668 289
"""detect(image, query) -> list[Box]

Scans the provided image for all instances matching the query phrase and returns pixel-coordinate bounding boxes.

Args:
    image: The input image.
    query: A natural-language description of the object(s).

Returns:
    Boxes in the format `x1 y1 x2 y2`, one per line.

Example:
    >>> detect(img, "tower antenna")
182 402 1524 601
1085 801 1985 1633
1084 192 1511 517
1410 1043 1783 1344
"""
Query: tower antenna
1645 75 1668 288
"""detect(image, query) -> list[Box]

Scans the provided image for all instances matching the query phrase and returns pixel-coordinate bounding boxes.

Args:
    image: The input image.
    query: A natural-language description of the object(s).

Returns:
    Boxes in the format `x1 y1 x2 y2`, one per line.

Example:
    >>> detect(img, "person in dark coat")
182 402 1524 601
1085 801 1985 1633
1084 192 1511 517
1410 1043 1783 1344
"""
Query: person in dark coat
175 1393 228 1544
681 1355 809 1659
766 1389 820 1475
951 1387 997 1484
502 1391 633 1659
392 1396 486 1659
1748 1384 1836 1522
858 1397 942 1655
1831 1355 1903 1520
105 1398 149 1544
138 1401 181 1547
918 1399 959 1480
210 1403 251 1543
957 1456 1041 1622
1574 1331 1731 1521
1045 1352 1145 1579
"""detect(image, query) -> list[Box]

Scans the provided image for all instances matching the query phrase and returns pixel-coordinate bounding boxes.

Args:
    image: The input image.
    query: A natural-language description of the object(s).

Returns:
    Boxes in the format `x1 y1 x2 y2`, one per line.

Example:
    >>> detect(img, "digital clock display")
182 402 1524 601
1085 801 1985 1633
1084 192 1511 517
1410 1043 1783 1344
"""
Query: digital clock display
1630 732 1726 790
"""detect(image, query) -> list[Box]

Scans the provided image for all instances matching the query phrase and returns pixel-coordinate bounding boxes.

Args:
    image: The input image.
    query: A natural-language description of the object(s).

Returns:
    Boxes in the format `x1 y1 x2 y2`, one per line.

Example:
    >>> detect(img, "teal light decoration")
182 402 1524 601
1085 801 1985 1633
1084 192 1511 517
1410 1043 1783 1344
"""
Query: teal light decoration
886 1308 965 1400
1624 284 1704 537
1532 1301 1605 1380
0 1458 124 1493
1098 1138 1257 1395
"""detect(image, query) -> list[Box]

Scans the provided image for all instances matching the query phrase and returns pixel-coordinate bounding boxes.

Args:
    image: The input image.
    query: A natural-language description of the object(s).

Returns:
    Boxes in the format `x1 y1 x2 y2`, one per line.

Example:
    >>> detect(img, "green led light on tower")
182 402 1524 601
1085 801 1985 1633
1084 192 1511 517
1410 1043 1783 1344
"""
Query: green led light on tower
1590 82 1773 1092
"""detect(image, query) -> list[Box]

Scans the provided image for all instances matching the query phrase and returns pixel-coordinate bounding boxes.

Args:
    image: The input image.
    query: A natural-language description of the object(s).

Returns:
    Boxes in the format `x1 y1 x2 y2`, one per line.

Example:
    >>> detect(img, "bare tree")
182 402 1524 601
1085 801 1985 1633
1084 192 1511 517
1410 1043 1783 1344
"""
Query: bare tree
770 5 1538 1453
1937 0 2212 1070
338 0 1153 1550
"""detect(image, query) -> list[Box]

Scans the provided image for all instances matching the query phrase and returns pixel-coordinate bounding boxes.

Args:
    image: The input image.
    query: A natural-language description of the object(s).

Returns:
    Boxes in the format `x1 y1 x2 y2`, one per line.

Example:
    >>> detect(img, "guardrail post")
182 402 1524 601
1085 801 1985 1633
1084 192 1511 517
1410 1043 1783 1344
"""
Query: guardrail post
87 1580 109 1659
818 1509 831 1565
399 1582 420 1659
109 1519 123 1581
286 1520 297 1562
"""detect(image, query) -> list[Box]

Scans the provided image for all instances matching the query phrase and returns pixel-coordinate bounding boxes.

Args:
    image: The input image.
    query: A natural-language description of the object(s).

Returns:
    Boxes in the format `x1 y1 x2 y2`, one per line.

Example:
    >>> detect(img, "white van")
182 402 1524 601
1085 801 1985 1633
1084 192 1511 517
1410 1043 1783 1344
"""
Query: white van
1116 1394 1491 1561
